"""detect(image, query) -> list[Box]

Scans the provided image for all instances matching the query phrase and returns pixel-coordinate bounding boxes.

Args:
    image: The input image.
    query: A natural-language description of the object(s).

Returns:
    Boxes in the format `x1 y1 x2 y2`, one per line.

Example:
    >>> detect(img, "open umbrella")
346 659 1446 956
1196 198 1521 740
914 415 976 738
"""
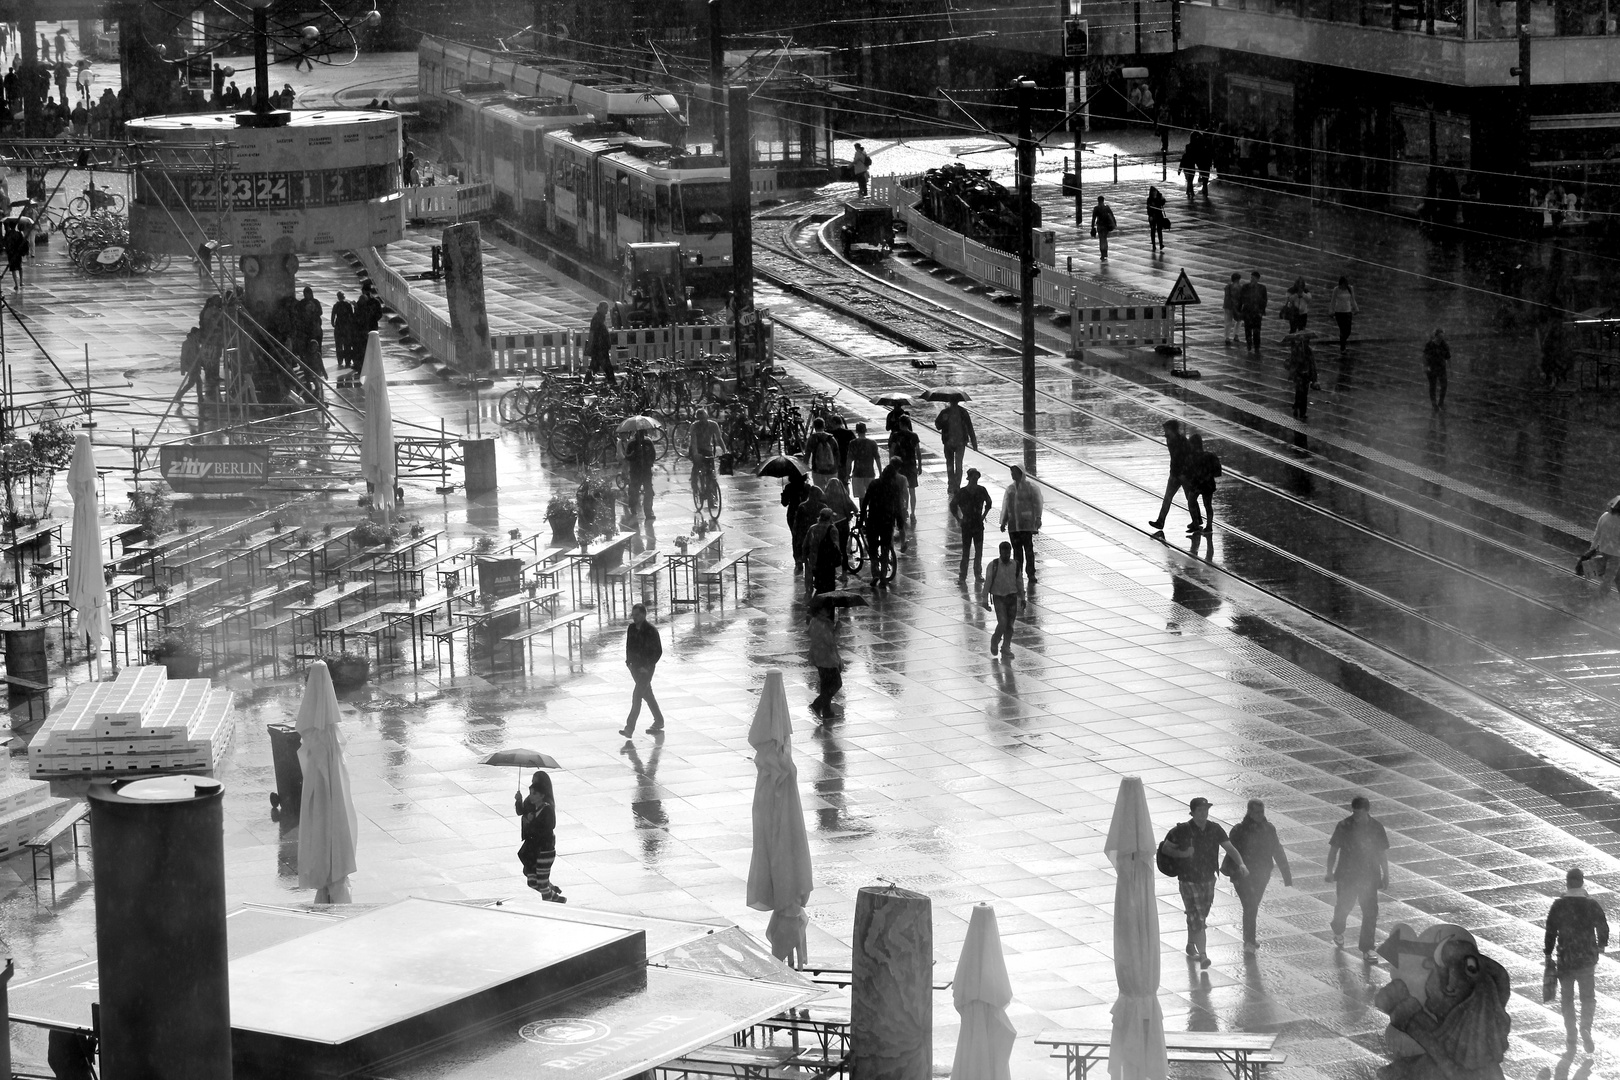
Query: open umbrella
873 392 915 408
297 661 359 905
359 330 396 519
951 903 1016 1080
481 748 563 788
757 455 806 480
66 433 109 672
616 415 662 435
922 387 972 403
746 670 813 968
1105 776 1167 1080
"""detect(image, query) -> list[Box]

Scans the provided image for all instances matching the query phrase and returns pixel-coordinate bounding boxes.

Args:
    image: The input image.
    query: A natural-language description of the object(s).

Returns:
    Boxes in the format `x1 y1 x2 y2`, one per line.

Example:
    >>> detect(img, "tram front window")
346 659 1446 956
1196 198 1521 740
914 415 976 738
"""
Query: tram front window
677 184 730 236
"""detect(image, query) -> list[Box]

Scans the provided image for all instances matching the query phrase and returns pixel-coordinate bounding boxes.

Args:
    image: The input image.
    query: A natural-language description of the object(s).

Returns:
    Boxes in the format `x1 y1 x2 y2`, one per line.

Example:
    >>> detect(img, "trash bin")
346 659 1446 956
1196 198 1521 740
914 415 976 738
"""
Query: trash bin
266 724 303 811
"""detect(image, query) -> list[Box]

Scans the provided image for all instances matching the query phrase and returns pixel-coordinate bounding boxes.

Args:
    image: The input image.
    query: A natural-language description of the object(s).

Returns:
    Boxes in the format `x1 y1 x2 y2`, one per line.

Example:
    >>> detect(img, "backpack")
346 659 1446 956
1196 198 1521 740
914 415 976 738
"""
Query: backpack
1099 205 1116 231
1156 825 1184 877
811 435 837 475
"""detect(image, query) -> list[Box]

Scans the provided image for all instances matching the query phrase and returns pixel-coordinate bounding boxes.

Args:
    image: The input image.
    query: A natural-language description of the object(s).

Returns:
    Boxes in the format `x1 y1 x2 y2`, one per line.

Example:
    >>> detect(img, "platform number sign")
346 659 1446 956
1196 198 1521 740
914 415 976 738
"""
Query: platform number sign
1064 17 1088 57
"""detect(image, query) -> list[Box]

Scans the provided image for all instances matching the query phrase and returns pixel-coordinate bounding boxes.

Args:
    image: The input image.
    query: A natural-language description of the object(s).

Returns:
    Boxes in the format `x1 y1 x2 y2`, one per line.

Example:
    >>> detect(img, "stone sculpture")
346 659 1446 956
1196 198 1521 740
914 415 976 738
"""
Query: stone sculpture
1372 923 1512 1080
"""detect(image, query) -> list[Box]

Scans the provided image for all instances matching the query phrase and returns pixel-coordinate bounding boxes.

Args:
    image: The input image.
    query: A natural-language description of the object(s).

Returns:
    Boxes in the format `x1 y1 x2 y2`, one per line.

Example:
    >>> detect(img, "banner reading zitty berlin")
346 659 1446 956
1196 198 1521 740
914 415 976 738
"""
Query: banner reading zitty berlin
159 445 271 494
442 221 493 372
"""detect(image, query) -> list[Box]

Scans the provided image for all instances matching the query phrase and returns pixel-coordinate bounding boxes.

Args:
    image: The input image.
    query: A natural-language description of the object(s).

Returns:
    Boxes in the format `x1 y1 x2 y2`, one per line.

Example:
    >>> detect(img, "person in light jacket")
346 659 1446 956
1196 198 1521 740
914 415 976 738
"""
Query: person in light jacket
1577 496 1620 594
999 464 1043 583
1329 276 1359 353
1222 272 1242 346
807 597 844 718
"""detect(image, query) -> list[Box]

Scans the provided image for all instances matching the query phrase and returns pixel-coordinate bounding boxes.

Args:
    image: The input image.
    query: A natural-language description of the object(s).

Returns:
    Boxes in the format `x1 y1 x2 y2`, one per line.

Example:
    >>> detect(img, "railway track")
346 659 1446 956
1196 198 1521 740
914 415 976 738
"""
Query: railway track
752 199 1620 772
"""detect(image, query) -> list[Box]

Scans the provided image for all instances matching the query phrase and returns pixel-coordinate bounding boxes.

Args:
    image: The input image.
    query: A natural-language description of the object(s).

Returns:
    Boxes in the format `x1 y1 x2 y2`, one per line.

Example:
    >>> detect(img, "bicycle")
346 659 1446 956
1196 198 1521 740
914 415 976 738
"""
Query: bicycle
843 514 866 575
863 516 897 587
689 451 722 521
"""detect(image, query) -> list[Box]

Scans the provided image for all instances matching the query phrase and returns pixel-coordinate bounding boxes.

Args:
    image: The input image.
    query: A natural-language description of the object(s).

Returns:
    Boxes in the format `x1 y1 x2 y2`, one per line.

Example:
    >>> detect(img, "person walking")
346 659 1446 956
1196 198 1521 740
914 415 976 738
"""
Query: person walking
1578 496 1620 594
618 604 665 737
3 219 26 289
75 61 91 104
807 596 844 718
52 29 64 62
515 771 566 901
822 478 857 575
353 286 382 372
851 142 872 198
950 467 992 583
1325 795 1389 962
848 422 880 501
1423 328 1450 410
934 398 977 492
829 414 855 487
1221 272 1242 346
999 464 1043 584
804 506 840 598
1228 799 1292 953
1287 335 1316 421
588 302 617 385
791 484 826 577
1237 271 1268 353
330 291 354 368
1182 432 1221 535
1178 139 1198 200
1146 185 1168 253
860 459 907 587
983 541 1024 657
1089 195 1117 261
1282 276 1312 333
1329 275 1358 353
1148 419 1196 535
888 418 921 530
803 416 840 492
298 286 324 393
1159 797 1249 968
624 427 657 524
1545 866 1609 1053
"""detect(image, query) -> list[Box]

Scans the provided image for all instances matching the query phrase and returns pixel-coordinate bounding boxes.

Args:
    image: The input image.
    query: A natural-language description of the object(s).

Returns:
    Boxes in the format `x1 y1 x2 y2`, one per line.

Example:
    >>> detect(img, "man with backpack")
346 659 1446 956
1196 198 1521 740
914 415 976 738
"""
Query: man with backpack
803 416 840 492
1159 797 1249 968
1089 195 1117 261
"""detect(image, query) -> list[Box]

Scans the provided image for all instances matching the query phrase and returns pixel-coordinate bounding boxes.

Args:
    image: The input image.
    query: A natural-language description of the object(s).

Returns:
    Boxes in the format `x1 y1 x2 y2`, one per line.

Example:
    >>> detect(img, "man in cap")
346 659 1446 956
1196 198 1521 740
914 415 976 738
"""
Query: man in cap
1229 798 1293 953
1325 795 1389 962
1160 797 1248 968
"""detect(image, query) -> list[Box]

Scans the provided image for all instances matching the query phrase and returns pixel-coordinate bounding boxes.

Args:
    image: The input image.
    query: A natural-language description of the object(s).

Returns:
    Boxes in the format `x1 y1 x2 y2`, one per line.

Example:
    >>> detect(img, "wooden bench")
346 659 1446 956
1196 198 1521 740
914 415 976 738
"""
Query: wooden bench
318 605 394 658
605 549 660 615
501 610 589 670
1035 1028 1284 1080
27 801 89 895
696 548 754 608
657 1043 835 1080
2 673 47 723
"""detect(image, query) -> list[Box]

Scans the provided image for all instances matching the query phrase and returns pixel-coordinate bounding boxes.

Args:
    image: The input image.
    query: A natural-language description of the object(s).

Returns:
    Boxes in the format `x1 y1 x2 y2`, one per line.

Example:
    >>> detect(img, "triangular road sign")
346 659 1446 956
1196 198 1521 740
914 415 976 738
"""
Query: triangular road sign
1166 269 1201 305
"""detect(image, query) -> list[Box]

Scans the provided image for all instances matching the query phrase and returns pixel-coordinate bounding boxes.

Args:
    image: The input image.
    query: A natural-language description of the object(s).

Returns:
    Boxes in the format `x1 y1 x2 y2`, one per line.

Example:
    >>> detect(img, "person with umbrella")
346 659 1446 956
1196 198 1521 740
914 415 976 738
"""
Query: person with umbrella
780 468 810 571
623 425 657 524
515 771 566 902
807 595 843 718
619 603 665 738
933 394 978 494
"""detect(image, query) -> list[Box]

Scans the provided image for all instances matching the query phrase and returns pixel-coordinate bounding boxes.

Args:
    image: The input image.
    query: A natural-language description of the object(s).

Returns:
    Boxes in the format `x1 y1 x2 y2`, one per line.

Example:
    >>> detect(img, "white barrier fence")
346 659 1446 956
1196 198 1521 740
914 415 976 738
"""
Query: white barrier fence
355 247 736 374
874 174 1172 353
403 181 495 223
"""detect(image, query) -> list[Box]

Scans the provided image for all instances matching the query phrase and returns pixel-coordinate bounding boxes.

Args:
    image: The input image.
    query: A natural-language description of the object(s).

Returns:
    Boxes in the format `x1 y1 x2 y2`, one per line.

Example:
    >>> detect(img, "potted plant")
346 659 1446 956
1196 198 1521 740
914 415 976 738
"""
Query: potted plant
575 475 616 542
322 522 334 537
319 649 370 691
28 562 52 584
177 517 196 534
358 493 373 509
410 522 426 538
270 516 286 534
153 582 171 601
546 492 577 543
352 520 393 548
115 485 173 542
152 621 202 678
474 535 496 554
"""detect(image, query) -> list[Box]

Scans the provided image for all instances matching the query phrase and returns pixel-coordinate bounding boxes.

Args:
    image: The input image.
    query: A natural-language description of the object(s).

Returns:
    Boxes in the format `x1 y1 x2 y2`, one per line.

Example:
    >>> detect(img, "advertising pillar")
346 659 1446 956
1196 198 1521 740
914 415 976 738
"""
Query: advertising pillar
850 885 931 1080
91 775 230 1080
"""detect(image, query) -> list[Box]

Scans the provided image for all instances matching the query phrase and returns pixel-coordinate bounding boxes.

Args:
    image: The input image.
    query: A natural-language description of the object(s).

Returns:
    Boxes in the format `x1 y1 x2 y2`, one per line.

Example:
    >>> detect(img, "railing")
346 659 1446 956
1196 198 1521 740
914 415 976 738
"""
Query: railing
403 181 495 223
875 175 1159 314
354 247 459 366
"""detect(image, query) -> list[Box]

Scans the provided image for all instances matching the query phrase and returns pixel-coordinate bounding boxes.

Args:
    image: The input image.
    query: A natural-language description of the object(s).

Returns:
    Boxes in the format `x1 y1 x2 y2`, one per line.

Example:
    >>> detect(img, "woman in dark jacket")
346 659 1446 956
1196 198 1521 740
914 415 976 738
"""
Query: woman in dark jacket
782 471 809 567
1149 419 1191 534
515 771 566 902
587 302 616 385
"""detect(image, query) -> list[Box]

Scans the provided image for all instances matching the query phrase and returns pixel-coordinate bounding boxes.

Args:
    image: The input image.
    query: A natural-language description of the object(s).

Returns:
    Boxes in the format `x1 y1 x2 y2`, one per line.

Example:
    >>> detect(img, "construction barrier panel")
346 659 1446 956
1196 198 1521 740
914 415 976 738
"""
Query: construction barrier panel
404 181 495 223
876 173 1170 350
489 324 733 373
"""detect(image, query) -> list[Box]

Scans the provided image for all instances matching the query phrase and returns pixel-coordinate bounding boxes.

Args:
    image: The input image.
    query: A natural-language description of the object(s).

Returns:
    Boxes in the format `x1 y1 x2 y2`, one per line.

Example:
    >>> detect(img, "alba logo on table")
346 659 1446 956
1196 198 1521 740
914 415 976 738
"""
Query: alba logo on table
520 1018 611 1045
158 446 271 493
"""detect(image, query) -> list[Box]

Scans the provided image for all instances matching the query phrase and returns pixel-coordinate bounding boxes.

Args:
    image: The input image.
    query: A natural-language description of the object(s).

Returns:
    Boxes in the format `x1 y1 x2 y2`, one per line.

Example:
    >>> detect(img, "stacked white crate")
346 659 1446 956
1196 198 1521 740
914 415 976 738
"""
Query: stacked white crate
29 666 236 781
0 776 69 857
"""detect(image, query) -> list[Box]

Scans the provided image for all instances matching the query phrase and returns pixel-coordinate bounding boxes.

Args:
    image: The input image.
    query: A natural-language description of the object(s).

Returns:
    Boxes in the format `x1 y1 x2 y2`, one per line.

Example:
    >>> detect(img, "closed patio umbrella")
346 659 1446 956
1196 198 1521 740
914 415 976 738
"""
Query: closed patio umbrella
297 661 359 904
66 433 109 671
950 903 1015 1080
1105 776 1167 1080
359 330 396 519
746 669 813 967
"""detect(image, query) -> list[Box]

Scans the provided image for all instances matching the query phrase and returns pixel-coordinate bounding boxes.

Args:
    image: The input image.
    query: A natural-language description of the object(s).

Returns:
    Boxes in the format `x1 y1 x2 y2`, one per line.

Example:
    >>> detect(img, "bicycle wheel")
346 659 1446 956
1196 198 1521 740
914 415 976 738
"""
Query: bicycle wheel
671 421 692 457
67 196 88 216
547 418 588 463
704 473 722 521
499 388 529 424
872 532 896 585
845 526 866 575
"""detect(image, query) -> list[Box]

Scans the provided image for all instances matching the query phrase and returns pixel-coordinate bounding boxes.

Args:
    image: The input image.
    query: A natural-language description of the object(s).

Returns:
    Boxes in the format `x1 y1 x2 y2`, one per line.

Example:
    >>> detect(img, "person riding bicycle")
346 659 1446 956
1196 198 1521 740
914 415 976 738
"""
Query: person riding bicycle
688 407 726 498
624 428 657 524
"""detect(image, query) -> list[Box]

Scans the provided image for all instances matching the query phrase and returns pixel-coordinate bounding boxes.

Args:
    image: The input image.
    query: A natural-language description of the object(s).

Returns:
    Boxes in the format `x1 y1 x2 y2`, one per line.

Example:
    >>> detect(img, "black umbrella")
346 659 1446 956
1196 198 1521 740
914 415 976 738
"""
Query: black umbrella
921 387 971 403
873 393 915 408
812 590 869 608
757 455 806 479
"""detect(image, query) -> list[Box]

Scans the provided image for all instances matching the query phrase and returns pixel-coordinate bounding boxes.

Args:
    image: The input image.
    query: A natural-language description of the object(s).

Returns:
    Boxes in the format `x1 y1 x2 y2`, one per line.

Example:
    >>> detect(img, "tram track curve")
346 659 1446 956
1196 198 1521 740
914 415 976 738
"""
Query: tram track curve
753 199 1620 766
